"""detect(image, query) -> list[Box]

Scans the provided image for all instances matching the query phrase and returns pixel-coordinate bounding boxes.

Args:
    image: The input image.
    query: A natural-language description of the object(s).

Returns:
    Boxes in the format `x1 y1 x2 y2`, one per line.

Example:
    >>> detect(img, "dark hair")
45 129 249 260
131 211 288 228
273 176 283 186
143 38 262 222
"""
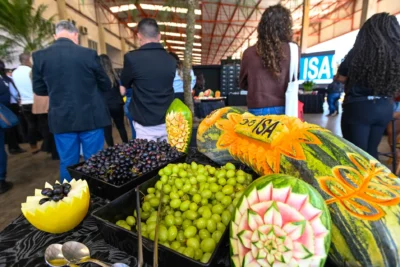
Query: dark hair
169 52 183 78
256 4 293 77
19 53 31 64
138 18 159 39
99 54 118 87
345 13 400 96
0 59 5 77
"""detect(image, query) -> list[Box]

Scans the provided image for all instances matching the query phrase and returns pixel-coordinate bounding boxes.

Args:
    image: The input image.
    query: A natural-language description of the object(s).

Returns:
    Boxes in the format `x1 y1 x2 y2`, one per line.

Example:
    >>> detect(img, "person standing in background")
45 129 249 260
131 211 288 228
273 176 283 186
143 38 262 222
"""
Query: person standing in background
193 73 205 97
13 53 39 153
240 4 295 116
32 21 111 181
169 52 196 102
326 74 344 117
121 18 175 141
0 59 13 194
339 13 400 159
99 54 128 147
123 87 136 139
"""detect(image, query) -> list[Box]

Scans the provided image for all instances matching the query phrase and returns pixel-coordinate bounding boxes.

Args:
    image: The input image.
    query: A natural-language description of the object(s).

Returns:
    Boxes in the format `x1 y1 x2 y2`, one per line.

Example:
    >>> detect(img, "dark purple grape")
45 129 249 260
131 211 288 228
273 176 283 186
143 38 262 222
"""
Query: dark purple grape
39 198 50 205
41 188 53 197
52 194 63 202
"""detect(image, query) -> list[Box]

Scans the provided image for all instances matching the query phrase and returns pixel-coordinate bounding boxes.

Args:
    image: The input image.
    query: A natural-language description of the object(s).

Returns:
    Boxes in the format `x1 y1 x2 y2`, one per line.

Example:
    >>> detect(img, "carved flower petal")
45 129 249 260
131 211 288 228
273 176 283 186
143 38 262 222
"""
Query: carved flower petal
263 202 283 227
299 201 322 221
238 230 253 249
257 183 273 202
310 217 329 237
251 201 273 218
277 202 305 226
282 220 306 241
256 259 270 267
293 242 313 260
238 196 250 216
271 187 291 203
286 192 309 211
248 209 264 231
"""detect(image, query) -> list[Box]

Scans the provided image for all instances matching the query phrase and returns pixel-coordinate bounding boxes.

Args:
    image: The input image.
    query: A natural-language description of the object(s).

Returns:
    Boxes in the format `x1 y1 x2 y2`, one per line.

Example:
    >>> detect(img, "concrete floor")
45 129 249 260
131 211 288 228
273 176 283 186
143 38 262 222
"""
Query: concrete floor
0 104 392 231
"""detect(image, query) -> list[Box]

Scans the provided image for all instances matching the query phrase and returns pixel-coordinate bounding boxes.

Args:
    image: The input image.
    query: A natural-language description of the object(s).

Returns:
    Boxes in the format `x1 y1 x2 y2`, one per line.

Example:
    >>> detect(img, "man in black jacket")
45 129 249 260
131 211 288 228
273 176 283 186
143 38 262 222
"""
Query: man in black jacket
121 18 175 141
32 21 111 182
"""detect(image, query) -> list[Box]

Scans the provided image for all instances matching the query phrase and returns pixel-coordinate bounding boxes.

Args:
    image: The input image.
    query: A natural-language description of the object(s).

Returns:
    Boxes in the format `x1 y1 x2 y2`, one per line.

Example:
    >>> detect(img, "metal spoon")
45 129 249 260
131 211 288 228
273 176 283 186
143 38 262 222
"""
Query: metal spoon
62 241 129 267
44 244 78 267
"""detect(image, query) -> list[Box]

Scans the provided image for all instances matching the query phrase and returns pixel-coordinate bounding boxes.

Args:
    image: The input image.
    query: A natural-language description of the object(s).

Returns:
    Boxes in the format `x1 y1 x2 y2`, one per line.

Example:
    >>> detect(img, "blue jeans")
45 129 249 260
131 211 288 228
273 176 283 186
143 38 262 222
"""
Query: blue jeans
328 93 341 114
124 97 136 139
0 129 6 181
54 128 104 182
248 106 285 116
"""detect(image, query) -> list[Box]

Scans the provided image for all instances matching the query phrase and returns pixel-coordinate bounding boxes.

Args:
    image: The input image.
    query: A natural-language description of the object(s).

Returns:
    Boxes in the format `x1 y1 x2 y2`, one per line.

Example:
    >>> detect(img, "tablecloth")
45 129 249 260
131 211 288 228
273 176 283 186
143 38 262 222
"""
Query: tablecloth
298 94 325 114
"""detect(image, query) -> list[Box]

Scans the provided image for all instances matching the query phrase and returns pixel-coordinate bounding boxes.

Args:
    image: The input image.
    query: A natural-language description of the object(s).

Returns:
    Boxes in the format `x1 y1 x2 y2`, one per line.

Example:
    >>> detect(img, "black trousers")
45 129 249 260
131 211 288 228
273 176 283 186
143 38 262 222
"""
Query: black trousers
341 98 393 159
21 104 39 146
104 105 128 147
5 104 22 150
37 114 59 159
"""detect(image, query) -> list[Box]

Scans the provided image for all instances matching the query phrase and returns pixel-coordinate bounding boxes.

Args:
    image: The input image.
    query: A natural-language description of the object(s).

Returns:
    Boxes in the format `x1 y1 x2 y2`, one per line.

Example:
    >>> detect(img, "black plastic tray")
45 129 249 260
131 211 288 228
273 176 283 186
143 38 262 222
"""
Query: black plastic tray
92 175 230 267
67 155 186 200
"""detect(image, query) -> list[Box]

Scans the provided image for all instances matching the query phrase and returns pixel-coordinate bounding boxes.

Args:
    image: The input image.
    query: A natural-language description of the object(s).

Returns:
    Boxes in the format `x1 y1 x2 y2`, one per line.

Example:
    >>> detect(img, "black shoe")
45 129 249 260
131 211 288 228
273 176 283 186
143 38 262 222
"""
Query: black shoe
9 148 27 155
0 181 13 194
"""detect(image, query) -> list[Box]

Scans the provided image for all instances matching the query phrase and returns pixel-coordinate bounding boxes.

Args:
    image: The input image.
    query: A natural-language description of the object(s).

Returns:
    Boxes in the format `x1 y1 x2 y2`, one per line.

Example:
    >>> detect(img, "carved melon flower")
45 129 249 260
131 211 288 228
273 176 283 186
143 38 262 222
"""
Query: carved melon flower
166 111 190 152
231 184 329 267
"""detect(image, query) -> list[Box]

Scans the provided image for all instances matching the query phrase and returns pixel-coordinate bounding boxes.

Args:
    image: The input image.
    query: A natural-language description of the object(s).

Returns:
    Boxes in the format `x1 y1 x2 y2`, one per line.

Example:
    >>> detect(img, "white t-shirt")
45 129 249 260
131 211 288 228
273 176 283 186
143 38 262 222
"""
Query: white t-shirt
12 65 33 104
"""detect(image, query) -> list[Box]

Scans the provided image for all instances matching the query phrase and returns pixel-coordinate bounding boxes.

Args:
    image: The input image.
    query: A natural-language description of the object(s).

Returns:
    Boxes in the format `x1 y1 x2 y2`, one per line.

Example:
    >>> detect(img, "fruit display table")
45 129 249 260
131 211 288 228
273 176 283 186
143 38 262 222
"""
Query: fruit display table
194 100 225 118
298 93 325 113
0 149 230 267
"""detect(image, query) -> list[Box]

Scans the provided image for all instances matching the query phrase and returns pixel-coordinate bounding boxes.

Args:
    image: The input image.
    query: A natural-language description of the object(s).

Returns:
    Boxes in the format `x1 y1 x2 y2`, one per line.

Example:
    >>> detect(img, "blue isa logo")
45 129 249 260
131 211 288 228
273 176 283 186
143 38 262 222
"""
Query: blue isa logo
299 51 335 84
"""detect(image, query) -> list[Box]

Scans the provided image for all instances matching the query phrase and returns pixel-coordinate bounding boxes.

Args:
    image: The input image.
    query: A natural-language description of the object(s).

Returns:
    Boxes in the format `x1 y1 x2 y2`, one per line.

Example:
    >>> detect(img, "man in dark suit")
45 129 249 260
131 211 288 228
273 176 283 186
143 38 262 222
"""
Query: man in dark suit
32 21 111 182
121 18 176 141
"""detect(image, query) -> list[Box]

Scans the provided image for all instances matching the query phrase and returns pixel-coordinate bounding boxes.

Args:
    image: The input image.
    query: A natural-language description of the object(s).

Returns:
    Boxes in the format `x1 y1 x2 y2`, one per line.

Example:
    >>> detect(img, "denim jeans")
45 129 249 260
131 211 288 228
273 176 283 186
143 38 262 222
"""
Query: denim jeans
248 106 285 116
0 129 6 181
327 93 341 114
54 128 104 182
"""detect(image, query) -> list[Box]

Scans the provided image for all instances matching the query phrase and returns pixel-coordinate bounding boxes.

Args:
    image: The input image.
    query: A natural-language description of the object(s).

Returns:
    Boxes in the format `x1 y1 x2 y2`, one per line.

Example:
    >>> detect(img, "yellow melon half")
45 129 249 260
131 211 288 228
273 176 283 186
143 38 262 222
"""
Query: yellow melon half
21 179 90 234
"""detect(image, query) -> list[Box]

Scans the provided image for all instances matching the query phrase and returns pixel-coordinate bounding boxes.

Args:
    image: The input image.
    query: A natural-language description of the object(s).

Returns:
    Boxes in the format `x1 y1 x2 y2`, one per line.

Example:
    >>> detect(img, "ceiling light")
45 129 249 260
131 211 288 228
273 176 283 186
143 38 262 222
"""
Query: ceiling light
158 22 201 30
171 46 201 52
110 4 201 15
161 31 201 39
127 23 137 27
166 40 201 46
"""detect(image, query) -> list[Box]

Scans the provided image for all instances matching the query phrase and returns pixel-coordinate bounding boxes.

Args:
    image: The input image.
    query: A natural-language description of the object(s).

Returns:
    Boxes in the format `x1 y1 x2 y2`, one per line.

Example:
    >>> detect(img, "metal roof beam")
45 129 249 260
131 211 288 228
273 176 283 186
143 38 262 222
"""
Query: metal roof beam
205 0 222 65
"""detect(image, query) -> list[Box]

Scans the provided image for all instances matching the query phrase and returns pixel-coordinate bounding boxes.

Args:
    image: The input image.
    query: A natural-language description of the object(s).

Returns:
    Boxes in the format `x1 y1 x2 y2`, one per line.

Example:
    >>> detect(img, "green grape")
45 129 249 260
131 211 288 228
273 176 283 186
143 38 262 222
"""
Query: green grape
211 214 221 223
151 211 158 217
182 219 192 229
159 225 168 242
149 198 160 207
141 224 148 233
187 237 200 250
174 178 183 189
116 220 126 227
142 231 149 238
168 179 174 186
170 199 182 209
212 204 224 215
211 199 217 205
199 229 211 240
170 191 179 199
182 183 191 193
236 169 245 176
226 178 237 186
184 226 197 238
126 216 136 226
178 190 184 197
144 193 155 202
226 170 235 178
164 214 175 227
222 185 234 195
155 191 161 198
147 187 156 194
146 222 156 234
217 222 225 232
177 247 185 254
171 241 181 251
197 165 206 174
216 169 227 179
189 177 197 185
189 202 198 211
161 242 170 248
183 247 195 259
218 178 227 186
200 252 212 263
206 219 217 233
201 198 208 206
227 204 234 214
208 167 216 175
212 230 223 243
192 194 202 203
215 192 225 202
163 184 172 194
172 165 179 174
201 238 216 253
175 216 183 226
148 230 155 241
189 187 198 195
232 197 239 207
236 175 246 184
177 163 183 168
142 202 151 212
185 210 198 220
161 175 168 184
177 231 185 243
225 162 236 170
207 177 217 183
221 195 232 207
146 216 157 224
196 218 207 230
209 183 219 193
180 200 191 211
191 161 198 170
175 211 182 217
141 211 150 220
235 191 243 199
194 249 203 260
168 225 178 242
179 170 188 178
196 174 207 183
202 208 212 219
235 184 245 192
163 166 172 175
201 190 212 199
158 169 164 176
221 210 232 226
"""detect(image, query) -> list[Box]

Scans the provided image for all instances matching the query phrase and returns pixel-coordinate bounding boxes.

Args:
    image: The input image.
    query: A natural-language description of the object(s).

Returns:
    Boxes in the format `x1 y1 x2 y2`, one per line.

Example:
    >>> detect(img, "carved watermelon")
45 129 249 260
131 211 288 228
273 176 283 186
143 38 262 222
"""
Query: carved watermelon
166 98 192 153
198 110 400 266
230 174 331 267
196 107 245 165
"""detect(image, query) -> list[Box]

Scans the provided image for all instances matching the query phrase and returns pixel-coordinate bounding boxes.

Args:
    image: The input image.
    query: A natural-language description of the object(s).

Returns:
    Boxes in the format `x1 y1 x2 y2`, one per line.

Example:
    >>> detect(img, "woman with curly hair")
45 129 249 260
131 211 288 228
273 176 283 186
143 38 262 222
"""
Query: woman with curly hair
338 13 400 159
239 4 295 115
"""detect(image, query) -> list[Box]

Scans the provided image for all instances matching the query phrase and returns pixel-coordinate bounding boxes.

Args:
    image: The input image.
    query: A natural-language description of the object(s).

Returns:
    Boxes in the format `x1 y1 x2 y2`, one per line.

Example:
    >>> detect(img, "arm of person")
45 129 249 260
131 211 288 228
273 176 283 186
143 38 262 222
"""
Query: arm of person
337 57 349 83
190 70 196 89
239 51 248 90
121 54 134 89
93 52 111 91
32 52 48 96
120 85 126 96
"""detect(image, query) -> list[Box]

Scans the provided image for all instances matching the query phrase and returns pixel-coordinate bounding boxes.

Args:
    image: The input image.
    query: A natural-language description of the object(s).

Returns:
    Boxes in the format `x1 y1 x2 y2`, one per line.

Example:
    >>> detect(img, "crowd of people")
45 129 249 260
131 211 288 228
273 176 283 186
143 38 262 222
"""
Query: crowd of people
1 5 400 195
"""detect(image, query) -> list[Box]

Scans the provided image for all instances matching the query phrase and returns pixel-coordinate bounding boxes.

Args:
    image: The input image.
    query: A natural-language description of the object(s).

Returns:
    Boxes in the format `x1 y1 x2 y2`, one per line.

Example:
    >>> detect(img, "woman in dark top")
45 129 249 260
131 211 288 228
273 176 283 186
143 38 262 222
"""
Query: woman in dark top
99 55 128 147
0 59 12 193
240 4 293 115
338 13 400 159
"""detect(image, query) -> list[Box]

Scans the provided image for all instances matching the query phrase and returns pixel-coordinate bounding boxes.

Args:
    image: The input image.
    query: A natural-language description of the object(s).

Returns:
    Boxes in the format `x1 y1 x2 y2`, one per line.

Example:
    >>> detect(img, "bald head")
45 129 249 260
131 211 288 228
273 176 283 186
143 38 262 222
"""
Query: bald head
19 53 31 66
